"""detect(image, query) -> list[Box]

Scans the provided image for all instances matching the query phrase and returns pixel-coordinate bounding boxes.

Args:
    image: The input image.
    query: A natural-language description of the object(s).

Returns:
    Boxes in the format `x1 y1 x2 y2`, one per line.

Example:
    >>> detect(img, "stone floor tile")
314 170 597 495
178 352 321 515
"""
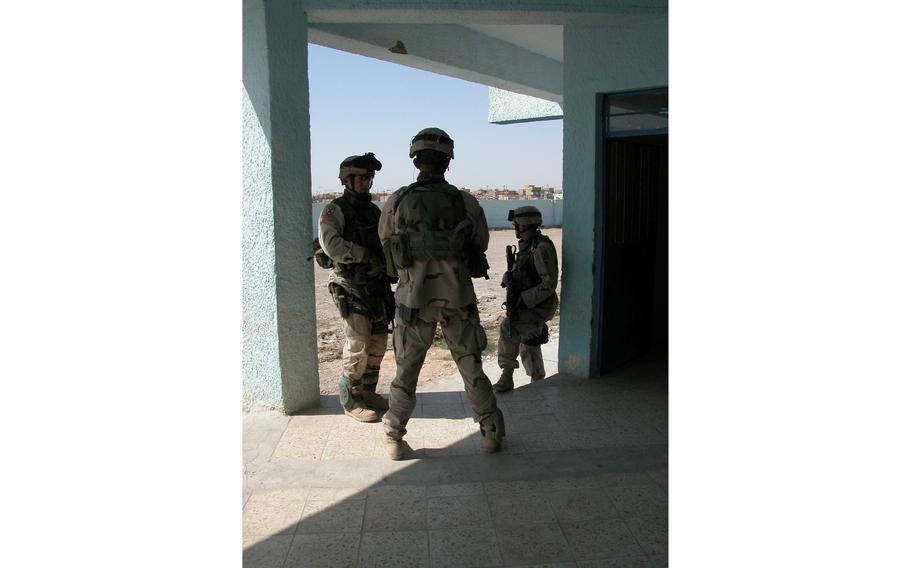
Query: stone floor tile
562 519 644 560
544 489 622 523
495 523 574 565
413 403 468 419
426 482 484 498
424 434 480 457
610 484 668 518
428 527 501 568
520 430 572 453
483 479 544 495
243 500 305 537
242 534 293 568
357 530 429 568
536 475 604 493
488 493 557 526
368 484 427 500
506 564 577 568
508 413 565 434
271 432 329 461
623 514 668 557
307 486 368 501
284 533 360 568
427 494 493 529
577 556 651 568
321 436 377 460
297 499 365 534
363 494 428 531
245 487 310 506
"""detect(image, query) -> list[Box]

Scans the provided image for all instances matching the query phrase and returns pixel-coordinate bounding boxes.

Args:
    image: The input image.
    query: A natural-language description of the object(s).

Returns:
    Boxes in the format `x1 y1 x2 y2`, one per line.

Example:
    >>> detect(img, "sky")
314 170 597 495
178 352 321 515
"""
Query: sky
308 44 563 195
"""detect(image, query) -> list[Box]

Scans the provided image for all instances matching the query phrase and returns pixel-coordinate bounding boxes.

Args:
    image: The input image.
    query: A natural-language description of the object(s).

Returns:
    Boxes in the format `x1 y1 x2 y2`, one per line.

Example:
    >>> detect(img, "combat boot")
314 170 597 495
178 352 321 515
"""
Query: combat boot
492 368 514 393
339 376 379 423
385 437 406 460
360 382 389 411
479 409 506 453
530 373 545 382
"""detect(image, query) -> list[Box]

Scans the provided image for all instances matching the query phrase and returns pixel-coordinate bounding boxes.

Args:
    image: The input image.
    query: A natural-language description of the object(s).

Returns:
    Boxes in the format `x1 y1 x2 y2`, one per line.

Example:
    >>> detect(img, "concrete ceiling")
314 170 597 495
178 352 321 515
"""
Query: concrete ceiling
462 25 563 63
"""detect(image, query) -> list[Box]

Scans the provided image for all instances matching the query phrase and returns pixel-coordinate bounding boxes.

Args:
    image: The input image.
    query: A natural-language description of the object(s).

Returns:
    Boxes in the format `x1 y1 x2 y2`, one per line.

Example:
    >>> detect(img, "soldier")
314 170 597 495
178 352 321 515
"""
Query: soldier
317 153 394 422
493 206 560 393
378 127 505 459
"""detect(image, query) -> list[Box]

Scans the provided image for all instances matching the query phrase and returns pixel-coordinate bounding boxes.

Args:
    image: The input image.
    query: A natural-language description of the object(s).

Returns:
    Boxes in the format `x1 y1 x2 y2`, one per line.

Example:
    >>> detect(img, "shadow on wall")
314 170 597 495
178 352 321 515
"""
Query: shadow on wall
243 362 669 567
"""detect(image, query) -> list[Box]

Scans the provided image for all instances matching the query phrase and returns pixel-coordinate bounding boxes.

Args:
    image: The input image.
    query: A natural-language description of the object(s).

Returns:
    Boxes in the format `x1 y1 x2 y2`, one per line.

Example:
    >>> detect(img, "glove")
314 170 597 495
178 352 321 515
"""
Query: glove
365 253 386 278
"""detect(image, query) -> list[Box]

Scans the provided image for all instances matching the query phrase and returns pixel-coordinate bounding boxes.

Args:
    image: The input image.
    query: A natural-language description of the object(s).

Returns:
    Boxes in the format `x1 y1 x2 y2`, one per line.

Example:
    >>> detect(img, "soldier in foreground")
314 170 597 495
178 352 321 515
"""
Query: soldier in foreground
316 153 393 422
493 206 560 393
378 127 505 459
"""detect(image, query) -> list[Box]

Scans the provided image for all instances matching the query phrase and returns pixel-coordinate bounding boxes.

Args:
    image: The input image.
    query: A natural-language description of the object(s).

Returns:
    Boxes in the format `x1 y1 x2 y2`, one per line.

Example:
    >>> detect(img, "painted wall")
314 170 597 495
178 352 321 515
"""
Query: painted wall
488 88 563 124
559 16 668 377
243 0 320 412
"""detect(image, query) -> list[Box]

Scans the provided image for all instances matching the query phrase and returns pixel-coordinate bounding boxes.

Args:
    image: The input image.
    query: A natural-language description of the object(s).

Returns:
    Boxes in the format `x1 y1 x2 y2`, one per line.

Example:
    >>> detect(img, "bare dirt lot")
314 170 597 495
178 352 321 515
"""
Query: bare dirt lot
314 228 562 395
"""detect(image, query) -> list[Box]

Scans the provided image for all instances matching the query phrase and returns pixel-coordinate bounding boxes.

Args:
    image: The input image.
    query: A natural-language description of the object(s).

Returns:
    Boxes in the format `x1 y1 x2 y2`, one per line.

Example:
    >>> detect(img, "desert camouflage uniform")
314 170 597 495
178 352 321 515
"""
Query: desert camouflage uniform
318 190 392 418
378 172 502 444
498 232 559 380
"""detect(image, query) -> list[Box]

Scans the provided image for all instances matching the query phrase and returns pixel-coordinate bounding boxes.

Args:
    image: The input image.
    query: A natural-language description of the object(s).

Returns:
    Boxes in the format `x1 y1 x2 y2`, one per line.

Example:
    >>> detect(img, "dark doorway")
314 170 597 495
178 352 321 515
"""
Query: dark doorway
598 89 668 373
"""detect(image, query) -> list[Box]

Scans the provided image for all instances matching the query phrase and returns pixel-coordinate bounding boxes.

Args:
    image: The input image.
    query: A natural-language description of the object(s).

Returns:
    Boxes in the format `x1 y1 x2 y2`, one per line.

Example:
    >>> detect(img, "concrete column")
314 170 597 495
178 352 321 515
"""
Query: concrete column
559 18 667 377
243 0 318 412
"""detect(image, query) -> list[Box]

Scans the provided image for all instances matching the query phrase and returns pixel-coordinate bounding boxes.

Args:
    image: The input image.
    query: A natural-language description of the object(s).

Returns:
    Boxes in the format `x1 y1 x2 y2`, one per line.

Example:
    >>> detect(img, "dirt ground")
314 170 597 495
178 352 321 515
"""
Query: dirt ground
314 228 562 395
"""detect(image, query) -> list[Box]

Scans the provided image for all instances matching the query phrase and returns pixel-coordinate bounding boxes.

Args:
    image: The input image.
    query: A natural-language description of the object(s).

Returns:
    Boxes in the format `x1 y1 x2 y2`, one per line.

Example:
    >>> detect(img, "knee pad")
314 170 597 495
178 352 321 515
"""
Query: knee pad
479 408 506 442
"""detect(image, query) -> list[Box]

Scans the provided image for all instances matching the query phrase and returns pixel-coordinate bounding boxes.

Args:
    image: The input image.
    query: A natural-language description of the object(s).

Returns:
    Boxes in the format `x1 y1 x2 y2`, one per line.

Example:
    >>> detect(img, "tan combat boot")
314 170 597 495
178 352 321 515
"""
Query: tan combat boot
360 383 389 411
492 368 514 393
385 437 406 460
340 377 379 422
479 409 506 453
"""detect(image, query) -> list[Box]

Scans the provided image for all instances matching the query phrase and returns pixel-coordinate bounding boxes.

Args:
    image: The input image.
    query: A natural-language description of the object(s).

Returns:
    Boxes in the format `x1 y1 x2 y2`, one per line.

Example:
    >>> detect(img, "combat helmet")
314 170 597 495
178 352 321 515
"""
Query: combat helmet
338 152 382 182
409 127 454 159
508 205 543 227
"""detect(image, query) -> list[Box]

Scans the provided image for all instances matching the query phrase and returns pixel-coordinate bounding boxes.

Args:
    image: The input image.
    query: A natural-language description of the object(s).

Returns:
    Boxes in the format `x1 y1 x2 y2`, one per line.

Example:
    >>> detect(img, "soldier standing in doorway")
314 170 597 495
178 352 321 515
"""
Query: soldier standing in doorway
378 127 505 459
493 206 560 393
316 153 394 422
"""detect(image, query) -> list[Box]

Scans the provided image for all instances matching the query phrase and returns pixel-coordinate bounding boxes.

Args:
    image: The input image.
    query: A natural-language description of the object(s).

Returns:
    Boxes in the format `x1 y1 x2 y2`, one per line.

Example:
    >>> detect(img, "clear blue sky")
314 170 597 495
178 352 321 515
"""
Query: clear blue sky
308 44 563 195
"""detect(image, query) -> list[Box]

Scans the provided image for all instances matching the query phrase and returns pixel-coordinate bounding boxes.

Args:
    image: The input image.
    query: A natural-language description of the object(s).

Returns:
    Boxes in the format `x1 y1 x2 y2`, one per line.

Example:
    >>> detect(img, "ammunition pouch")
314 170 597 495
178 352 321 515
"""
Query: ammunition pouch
312 238 334 269
524 325 549 346
385 233 413 270
467 246 490 279
329 283 351 319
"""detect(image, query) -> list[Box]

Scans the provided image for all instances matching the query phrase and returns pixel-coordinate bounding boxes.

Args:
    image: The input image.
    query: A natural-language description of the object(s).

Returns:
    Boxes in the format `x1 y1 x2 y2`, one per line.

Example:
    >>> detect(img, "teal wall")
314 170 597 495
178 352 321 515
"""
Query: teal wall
559 17 668 377
243 0 319 412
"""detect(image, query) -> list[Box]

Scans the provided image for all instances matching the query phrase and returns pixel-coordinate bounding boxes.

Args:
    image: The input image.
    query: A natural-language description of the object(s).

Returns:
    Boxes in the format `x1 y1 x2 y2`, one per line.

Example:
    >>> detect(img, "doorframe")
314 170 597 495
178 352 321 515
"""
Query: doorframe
591 87 668 377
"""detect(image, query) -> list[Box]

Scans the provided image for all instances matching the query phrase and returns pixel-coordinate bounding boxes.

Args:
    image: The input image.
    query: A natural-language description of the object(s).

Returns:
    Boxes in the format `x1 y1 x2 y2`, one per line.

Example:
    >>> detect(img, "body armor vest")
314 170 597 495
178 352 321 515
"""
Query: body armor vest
387 179 470 268
331 193 383 287
511 234 553 294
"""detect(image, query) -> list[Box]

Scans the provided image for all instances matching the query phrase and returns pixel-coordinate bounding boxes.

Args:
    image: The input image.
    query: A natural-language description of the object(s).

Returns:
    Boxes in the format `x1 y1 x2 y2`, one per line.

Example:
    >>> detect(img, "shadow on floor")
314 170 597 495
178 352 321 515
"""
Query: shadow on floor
243 355 668 568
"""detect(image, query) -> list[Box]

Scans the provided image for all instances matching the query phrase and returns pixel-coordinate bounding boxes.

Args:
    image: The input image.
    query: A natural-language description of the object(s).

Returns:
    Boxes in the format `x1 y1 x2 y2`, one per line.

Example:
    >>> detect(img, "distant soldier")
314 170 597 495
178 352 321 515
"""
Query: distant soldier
378 127 505 459
493 206 560 392
316 153 393 422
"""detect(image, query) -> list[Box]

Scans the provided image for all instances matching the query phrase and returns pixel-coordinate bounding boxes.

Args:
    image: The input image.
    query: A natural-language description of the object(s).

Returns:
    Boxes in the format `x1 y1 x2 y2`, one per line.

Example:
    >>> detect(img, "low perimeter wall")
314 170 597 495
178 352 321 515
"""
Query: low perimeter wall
311 199 562 238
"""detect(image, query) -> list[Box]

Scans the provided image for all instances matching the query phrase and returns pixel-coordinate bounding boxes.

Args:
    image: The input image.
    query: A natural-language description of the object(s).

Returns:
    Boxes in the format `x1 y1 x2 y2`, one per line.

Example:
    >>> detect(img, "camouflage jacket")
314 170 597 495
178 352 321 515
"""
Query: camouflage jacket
378 173 489 310
507 232 559 312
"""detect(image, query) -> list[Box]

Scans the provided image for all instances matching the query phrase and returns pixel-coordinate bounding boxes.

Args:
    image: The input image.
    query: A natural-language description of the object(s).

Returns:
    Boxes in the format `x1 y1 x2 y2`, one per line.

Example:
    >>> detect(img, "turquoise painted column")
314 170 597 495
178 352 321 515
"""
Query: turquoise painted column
559 18 668 377
243 0 318 412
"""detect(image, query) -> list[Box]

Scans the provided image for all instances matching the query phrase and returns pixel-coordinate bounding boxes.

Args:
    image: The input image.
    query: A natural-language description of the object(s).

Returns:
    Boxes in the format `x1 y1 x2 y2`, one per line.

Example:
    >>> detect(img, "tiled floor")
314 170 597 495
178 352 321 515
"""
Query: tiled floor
243 343 668 567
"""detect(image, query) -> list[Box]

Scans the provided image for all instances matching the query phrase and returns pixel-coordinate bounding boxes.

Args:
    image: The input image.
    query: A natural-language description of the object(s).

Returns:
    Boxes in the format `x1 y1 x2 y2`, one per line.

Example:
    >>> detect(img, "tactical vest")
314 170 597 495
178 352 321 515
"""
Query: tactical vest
386 179 470 269
511 233 553 294
331 193 383 286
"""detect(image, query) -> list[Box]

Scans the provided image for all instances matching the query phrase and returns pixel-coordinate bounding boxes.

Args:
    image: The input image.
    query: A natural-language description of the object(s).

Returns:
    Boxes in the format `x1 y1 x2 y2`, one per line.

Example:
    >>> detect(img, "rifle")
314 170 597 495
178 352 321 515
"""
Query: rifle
502 245 520 329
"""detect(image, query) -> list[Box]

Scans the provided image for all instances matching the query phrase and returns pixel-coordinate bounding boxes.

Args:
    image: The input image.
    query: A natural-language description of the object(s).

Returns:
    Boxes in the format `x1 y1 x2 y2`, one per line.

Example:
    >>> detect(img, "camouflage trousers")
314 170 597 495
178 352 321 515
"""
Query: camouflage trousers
497 314 549 380
383 304 499 441
342 311 388 387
